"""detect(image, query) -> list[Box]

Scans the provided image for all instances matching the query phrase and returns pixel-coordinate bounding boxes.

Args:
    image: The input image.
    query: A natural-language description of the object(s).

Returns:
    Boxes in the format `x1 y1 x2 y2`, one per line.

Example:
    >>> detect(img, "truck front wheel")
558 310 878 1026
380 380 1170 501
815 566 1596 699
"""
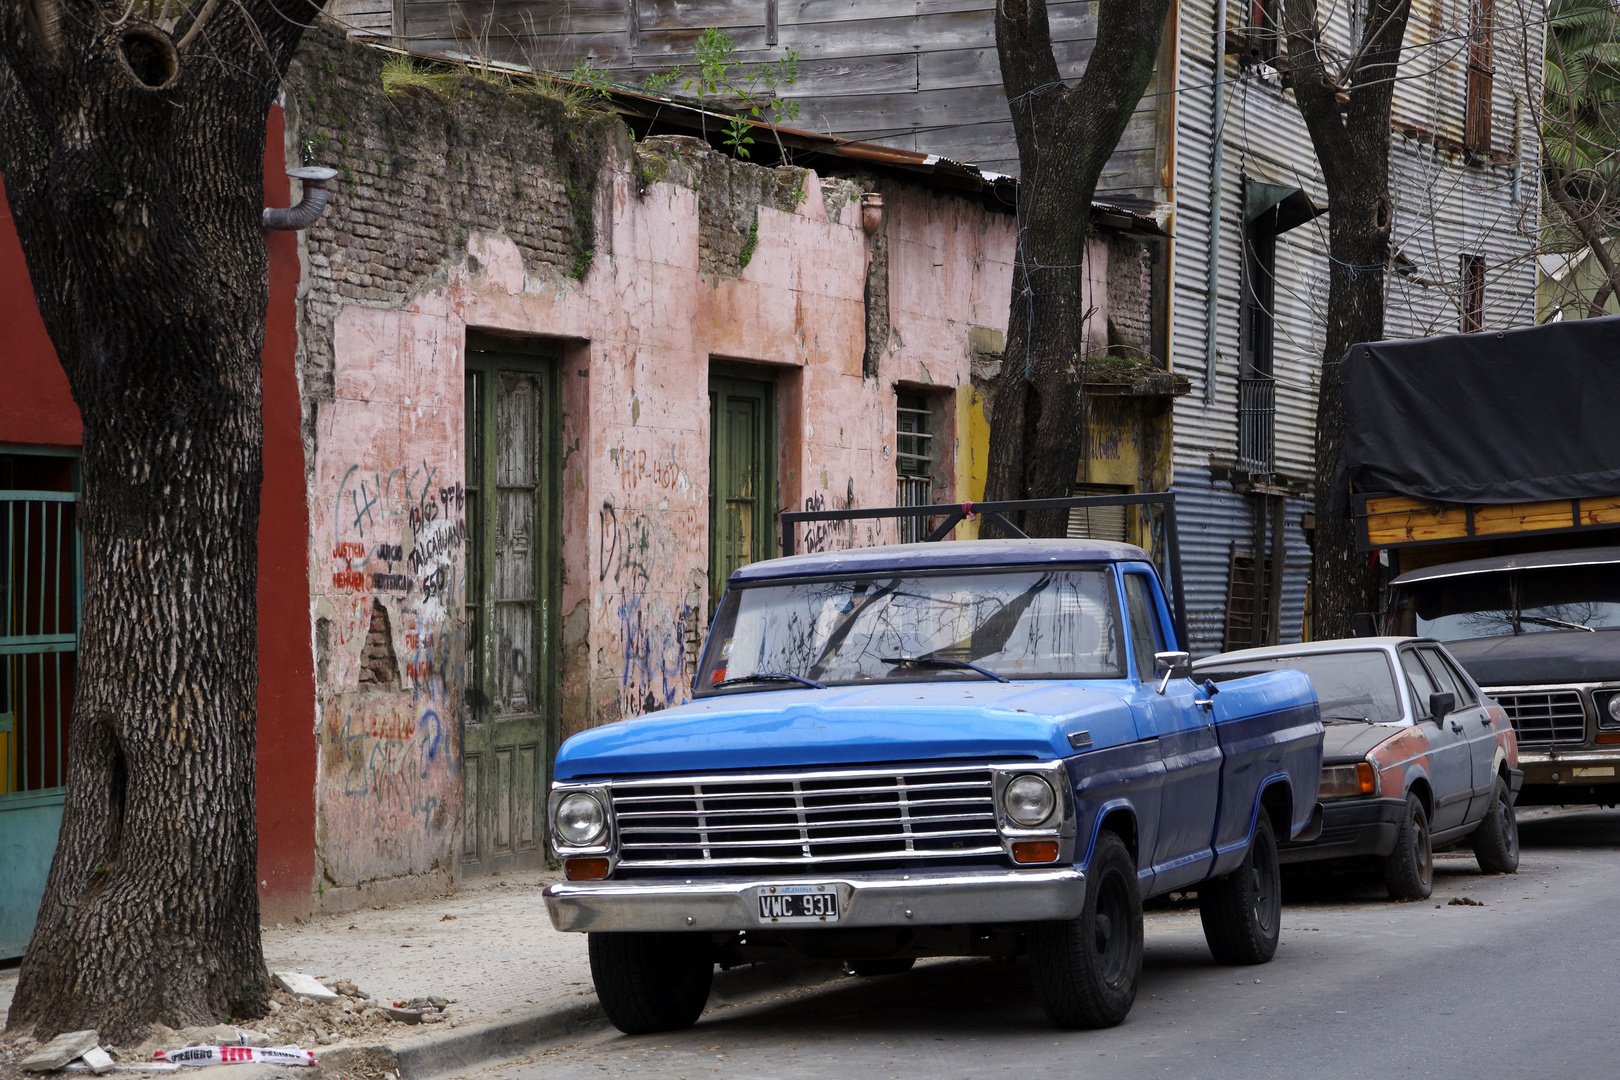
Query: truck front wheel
1198 813 1281 964
1028 830 1143 1028
588 932 714 1035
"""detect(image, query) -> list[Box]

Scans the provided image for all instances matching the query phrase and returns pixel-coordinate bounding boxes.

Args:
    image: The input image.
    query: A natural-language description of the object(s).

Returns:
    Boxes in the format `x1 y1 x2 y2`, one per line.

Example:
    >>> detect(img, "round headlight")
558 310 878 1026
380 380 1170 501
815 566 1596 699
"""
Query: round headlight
1004 774 1056 827
1607 694 1620 725
555 792 606 846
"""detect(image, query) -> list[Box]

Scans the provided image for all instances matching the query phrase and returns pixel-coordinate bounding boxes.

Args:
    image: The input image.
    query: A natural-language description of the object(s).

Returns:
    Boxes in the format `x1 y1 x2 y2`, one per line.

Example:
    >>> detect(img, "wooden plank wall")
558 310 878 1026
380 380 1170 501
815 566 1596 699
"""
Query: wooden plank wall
395 0 1166 202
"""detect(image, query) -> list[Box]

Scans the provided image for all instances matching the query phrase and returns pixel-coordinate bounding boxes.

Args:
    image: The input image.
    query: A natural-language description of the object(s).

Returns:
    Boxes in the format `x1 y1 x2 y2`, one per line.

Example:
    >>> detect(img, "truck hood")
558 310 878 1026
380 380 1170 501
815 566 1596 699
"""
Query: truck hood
1444 631 1620 687
553 681 1139 779
1322 721 1401 764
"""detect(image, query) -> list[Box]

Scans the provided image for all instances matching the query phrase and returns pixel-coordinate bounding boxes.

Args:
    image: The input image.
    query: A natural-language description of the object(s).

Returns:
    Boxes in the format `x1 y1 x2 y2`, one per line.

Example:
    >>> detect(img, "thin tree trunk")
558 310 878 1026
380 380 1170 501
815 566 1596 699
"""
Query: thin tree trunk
1283 0 1413 639
1 1 324 1043
985 0 1170 537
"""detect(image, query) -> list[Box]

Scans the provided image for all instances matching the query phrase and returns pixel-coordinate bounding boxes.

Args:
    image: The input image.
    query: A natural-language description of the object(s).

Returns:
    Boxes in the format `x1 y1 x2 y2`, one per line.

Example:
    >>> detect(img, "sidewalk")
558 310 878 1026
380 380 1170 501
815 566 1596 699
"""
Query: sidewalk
1 869 841 1080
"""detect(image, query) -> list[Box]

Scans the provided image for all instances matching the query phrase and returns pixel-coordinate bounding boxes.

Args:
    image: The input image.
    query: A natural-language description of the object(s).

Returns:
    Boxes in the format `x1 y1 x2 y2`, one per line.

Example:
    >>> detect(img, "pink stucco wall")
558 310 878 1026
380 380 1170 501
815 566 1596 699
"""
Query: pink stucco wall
301 141 1122 893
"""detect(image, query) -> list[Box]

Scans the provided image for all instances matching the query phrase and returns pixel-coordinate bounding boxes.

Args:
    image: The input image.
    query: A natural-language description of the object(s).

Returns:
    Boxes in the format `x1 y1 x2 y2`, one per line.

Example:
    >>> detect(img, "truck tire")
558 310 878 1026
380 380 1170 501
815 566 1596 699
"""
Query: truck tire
1198 813 1281 965
588 932 714 1035
1384 793 1434 901
1028 830 1142 1029
1473 776 1520 875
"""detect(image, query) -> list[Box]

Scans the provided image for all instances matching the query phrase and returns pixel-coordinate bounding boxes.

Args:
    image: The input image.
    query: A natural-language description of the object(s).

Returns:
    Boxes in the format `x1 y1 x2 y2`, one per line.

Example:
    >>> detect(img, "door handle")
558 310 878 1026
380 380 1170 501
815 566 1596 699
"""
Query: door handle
1480 715 1491 726
1450 721 1464 733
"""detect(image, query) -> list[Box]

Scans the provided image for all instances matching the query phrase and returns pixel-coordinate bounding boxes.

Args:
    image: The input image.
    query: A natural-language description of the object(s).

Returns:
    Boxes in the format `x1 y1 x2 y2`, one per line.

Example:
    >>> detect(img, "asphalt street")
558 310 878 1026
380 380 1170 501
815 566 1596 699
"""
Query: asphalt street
473 808 1620 1080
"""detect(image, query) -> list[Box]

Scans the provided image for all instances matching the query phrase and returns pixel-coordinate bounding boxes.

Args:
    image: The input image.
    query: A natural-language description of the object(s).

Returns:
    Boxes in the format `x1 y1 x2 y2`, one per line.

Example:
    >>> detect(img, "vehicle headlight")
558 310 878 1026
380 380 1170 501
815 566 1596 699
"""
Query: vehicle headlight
554 792 607 846
1004 774 1056 827
1318 762 1379 800
1604 693 1620 727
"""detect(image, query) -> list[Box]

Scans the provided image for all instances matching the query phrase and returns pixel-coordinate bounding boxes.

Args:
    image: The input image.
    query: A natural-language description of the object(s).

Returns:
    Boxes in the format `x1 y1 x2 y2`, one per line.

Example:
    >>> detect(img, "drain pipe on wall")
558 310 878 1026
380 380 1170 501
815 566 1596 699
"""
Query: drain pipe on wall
1203 2 1227 405
263 167 339 231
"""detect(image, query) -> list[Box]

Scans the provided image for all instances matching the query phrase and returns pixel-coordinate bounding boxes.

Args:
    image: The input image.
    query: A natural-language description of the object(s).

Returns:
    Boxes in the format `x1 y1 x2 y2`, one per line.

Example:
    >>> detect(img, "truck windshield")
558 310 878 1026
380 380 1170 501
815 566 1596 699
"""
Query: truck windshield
698 567 1124 692
1393 565 1620 640
1199 651 1404 723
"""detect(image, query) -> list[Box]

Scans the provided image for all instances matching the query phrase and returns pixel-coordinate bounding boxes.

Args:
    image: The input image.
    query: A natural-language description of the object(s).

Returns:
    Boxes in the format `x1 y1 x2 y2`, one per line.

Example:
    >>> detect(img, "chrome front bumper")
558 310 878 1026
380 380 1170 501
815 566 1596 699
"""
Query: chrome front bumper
542 867 1087 933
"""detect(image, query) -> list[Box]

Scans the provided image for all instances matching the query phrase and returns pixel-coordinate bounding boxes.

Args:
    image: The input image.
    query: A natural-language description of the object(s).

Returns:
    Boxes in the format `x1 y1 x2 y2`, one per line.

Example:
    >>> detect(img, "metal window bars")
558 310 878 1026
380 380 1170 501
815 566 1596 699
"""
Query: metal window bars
1 490 80 796
1237 375 1276 475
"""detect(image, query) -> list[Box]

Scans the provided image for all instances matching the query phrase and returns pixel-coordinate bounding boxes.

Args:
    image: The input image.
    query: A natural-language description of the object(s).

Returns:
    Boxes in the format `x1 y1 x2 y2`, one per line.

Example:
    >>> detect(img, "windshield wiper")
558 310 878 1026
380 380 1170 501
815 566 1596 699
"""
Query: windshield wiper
880 656 1011 684
1519 615 1596 633
1323 714 1375 724
713 672 827 690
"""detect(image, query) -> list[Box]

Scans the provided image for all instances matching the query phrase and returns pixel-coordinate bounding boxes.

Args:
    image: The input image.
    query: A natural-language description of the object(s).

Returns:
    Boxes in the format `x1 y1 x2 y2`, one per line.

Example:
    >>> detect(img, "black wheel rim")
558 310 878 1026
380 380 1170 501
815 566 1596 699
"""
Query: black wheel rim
1499 789 1518 860
1250 830 1279 936
1092 870 1132 987
1414 804 1433 886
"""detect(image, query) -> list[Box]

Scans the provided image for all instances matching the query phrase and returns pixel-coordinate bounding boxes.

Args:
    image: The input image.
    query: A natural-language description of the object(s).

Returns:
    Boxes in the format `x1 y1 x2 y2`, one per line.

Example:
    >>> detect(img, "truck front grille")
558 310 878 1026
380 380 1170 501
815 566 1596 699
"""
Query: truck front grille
1493 690 1587 746
610 763 1002 872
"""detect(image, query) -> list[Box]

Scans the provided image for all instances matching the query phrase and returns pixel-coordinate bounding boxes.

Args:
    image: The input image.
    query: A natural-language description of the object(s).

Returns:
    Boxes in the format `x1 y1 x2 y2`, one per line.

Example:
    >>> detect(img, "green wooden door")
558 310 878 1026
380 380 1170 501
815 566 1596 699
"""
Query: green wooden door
463 341 559 874
709 374 775 613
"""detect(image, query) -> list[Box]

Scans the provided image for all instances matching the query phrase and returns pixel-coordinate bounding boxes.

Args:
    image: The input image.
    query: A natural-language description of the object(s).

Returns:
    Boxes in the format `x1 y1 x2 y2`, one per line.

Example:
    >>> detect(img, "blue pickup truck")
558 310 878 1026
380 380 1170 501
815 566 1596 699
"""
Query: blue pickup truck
544 513 1323 1034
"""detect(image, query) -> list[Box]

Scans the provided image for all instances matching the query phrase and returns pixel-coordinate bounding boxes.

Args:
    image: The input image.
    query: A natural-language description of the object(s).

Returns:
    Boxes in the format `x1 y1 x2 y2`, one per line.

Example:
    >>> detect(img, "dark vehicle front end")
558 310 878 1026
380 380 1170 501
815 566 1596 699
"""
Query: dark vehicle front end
1391 548 1620 807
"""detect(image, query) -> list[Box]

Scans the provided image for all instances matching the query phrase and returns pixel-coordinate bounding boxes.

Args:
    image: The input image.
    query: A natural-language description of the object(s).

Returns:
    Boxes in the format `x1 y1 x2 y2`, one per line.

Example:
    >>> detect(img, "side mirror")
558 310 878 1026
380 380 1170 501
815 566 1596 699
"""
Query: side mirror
1350 613 1378 638
1429 692 1455 723
1153 650 1192 695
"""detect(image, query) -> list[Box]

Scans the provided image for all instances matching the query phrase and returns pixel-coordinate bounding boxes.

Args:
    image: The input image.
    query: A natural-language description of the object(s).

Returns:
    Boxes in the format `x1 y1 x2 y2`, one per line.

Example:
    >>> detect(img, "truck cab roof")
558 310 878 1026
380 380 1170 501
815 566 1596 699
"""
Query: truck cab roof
1391 545 1620 585
729 538 1153 583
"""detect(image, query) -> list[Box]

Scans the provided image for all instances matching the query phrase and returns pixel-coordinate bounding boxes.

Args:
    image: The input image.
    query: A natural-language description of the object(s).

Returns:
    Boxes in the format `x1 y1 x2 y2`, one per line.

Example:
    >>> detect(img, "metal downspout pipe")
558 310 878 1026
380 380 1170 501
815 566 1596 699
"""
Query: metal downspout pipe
263 167 339 231
1203 1 1226 405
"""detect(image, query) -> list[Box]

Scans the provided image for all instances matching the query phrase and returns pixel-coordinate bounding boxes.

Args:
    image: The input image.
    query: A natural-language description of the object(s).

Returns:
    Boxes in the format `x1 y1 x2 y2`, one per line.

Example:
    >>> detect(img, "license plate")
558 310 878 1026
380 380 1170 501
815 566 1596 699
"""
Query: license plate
756 884 840 923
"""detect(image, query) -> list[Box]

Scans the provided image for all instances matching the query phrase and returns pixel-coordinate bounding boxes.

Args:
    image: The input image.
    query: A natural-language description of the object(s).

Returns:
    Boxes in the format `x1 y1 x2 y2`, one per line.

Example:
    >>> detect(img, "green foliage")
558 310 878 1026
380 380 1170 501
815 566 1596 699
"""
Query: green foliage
674 28 802 160
643 69 680 94
1545 0 1620 178
569 58 615 99
380 54 459 97
738 215 760 270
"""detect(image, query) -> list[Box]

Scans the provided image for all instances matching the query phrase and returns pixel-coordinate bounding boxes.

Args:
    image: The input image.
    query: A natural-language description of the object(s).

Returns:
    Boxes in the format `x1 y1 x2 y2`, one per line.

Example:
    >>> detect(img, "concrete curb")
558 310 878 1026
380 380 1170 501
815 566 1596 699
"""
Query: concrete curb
327 961 847 1080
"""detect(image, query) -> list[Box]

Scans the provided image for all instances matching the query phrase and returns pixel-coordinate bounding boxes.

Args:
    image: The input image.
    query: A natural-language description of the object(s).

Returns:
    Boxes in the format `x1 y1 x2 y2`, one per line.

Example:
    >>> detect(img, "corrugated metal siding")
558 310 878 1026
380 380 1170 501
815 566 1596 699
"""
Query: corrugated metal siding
1168 2 1538 648
1169 469 1311 657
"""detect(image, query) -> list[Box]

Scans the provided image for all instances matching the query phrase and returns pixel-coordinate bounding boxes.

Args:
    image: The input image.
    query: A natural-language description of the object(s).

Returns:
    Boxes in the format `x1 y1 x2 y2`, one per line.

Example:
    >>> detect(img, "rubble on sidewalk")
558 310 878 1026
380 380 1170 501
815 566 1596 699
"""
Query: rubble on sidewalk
22 1031 101 1072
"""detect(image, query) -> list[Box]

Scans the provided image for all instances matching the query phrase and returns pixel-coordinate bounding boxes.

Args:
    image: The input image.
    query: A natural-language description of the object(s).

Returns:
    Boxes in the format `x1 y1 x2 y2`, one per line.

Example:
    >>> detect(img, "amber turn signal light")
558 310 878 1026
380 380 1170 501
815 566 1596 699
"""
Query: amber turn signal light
564 857 610 880
1355 761 1377 795
1596 732 1620 745
1011 840 1060 864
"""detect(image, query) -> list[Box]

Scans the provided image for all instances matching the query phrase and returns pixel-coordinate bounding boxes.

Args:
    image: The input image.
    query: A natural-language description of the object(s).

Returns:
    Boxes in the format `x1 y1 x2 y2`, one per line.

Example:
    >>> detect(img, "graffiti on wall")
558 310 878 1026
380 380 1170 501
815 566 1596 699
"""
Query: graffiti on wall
598 501 700 718
318 455 465 879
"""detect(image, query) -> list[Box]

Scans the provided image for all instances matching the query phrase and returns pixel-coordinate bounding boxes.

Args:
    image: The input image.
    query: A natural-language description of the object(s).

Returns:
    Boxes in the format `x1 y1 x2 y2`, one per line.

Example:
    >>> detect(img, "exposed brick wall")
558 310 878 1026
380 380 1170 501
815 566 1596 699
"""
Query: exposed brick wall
284 23 624 409
632 135 807 279
1105 231 1155 361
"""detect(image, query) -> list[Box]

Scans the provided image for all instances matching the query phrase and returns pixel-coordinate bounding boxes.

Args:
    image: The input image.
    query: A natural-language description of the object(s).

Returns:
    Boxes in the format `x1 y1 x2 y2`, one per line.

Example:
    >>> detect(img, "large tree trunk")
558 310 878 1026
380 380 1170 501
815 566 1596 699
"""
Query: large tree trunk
984 0 1170 537
1 0 323 1043
1283 0 1413 638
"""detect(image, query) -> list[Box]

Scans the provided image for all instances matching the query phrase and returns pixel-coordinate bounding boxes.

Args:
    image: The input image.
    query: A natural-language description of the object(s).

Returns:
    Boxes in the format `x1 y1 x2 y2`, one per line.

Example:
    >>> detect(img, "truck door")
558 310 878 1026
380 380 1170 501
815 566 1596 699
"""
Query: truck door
1399 648 1473 833
1421 646 1496 824
1124 572 1218 892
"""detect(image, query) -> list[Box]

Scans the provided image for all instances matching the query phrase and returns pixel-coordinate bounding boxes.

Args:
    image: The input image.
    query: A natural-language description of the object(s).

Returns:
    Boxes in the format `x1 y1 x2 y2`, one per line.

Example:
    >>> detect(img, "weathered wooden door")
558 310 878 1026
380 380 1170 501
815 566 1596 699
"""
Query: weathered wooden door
708 374 775 613
463 340 559 874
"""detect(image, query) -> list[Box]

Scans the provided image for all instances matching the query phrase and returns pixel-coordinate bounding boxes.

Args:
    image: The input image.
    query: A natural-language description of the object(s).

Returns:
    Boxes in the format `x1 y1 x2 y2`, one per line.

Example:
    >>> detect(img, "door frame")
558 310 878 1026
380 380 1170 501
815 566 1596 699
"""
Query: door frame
463 333 561 873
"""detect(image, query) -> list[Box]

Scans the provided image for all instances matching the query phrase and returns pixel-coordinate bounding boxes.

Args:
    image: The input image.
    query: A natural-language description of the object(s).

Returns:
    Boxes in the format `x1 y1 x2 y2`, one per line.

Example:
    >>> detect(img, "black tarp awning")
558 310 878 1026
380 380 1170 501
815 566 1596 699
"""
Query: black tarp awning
1343 316 1620 504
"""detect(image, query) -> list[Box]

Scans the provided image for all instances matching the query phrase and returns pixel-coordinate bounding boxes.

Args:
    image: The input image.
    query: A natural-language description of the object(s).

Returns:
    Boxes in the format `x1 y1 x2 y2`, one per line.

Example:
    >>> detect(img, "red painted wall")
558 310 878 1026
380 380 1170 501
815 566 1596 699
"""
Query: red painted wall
0 109 317 918
0 175 80 448
257 105 319 919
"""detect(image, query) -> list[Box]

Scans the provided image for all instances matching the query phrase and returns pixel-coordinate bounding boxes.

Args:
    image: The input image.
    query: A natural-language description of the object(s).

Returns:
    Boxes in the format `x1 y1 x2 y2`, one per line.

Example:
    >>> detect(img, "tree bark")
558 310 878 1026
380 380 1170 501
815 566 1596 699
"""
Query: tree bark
1282 0 1413 639
984 0 1170 537
1 0 325 1043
